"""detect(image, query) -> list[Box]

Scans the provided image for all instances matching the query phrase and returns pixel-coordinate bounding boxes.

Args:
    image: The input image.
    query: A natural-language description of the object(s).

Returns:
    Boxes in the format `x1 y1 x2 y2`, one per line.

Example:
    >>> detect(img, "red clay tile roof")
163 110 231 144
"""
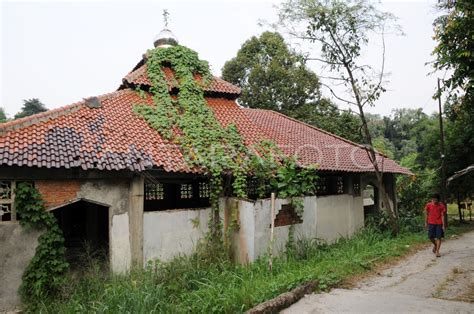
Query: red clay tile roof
0 90 410 174
244 109 412 175
0 90 257 172
123 64 241 96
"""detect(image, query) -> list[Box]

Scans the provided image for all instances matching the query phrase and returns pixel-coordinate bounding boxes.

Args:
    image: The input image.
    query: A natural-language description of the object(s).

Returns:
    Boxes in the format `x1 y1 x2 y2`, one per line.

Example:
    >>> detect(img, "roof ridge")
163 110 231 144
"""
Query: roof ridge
245 108 367 149
0 89 130 135
122 63 241 96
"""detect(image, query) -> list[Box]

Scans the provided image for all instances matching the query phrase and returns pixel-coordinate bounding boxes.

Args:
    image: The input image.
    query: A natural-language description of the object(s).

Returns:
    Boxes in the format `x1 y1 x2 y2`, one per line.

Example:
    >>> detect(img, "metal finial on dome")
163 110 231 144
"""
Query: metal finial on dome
153 10 179 48
163 9 170 28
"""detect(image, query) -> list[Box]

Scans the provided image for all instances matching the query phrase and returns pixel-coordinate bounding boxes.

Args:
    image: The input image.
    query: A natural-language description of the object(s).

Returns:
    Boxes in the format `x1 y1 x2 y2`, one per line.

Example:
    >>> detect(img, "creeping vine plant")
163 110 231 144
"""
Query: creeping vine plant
134 45 318 245
15 183 69 304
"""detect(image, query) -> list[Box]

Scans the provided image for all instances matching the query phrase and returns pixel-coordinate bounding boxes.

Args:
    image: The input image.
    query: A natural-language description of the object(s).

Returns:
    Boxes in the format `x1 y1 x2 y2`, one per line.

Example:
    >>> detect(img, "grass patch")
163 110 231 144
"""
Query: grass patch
29 223 473 313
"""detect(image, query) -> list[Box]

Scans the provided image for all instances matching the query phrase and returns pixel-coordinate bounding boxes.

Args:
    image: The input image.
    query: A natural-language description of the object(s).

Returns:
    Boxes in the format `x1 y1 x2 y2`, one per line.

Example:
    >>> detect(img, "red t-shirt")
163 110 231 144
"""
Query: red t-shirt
425 202 446 225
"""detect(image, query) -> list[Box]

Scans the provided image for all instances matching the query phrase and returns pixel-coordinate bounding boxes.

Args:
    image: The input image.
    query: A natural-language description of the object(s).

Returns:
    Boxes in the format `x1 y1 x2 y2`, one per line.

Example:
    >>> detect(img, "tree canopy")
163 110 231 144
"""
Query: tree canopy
222 31 362 142
222 32 320 114
433 0 473 107
432 0 474 202
0 107 7 123
14 99 47 119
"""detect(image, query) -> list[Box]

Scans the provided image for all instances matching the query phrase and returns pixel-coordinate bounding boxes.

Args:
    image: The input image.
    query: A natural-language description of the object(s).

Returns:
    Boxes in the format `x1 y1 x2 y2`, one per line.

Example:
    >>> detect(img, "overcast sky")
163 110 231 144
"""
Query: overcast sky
1 0 443 118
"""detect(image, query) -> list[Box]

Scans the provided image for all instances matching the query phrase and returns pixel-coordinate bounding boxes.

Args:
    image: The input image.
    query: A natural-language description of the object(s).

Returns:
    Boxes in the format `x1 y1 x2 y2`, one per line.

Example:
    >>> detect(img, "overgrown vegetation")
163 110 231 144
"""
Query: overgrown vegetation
31 223 472 313
133 45 319 247
15 183 69 305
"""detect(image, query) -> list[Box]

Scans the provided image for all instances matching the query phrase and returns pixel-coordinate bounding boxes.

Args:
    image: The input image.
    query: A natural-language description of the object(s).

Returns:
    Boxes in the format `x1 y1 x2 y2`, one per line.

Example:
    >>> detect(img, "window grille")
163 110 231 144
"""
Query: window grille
145 182 164 200
0 181 12 199
180 184 193 199
353 182 360 196
336 176 344 194
316 177 328 195
246 178 258 197
199 182 210 198
0 180 31 222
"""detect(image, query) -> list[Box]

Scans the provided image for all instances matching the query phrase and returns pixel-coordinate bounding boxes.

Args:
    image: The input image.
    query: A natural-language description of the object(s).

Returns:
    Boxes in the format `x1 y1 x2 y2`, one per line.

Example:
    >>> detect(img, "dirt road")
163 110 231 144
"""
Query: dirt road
282 230 474 313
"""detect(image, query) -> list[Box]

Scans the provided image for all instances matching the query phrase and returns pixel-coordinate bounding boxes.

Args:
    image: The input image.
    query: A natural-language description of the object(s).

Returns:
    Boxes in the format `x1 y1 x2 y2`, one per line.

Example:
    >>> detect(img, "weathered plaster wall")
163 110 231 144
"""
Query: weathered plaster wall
316 194 364 243
233 195 364 263
143 207 211 263
110 213 132 272
77 180 129 215
0 224 42 311
253 197 317 260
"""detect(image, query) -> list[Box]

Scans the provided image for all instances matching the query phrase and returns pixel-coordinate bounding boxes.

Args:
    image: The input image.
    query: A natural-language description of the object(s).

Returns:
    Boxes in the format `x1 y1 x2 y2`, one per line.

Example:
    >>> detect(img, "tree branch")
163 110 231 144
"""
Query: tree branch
305 57 343 65
320 83 358 106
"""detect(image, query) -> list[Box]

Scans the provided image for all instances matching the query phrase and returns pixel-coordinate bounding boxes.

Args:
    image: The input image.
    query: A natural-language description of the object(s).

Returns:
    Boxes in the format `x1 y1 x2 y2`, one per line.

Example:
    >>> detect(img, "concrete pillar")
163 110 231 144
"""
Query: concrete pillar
129 176 144 267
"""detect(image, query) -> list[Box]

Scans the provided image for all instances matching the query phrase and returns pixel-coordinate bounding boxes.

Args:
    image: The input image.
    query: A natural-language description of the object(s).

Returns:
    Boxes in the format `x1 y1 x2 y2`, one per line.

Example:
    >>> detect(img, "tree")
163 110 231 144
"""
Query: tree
278 0 401 234
433 0 474 207
222 31 362 142
0 107 7 123
14 99 47 119
433 0 473 108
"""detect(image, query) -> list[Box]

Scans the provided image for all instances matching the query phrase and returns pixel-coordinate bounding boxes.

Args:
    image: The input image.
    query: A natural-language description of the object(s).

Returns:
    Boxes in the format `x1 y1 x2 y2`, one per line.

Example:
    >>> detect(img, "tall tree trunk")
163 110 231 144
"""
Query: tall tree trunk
345 63 399 235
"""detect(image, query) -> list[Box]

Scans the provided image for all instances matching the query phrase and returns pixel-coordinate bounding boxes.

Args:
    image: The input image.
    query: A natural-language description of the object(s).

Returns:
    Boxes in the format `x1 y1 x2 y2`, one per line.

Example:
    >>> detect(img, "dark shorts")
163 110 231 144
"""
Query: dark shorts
428 224 444 239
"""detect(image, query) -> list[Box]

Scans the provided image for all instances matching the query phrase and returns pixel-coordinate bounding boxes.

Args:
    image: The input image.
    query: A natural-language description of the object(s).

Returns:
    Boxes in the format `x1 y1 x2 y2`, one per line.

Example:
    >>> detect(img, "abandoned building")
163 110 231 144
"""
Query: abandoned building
0 28 411 307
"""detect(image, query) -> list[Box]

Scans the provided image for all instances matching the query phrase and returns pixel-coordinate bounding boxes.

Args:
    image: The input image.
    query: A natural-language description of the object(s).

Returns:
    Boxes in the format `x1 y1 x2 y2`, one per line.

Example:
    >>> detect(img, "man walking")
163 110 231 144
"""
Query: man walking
425 194 446 257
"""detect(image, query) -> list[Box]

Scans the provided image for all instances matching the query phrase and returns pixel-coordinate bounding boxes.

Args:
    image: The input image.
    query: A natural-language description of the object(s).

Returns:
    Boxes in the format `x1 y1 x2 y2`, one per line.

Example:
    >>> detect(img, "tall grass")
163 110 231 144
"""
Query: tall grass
31 223 471 313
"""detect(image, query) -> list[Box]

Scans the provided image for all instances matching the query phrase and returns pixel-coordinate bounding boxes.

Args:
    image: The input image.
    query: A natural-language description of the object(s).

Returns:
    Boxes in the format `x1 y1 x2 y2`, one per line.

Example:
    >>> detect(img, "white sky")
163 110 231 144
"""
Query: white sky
1 0 443 118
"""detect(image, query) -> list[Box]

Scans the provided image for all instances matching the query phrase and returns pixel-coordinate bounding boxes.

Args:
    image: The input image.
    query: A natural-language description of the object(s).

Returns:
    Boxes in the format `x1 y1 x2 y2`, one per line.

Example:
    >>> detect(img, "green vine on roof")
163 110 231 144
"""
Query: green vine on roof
134 45 250 242
133 45 319 248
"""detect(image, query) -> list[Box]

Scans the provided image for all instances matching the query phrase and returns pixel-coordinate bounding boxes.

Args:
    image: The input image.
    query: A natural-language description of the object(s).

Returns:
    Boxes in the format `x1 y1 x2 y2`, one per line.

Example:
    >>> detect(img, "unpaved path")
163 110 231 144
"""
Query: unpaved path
282 230 474 313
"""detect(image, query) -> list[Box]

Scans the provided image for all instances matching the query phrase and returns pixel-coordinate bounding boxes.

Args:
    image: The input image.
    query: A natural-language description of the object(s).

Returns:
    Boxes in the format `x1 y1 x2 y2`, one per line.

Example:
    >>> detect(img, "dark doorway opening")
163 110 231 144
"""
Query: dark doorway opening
53 200 109 268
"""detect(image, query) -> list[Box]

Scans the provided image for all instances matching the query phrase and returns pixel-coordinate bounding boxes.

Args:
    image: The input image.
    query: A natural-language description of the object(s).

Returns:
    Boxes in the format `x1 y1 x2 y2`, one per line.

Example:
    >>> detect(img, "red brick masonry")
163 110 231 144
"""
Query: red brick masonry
36 180 81 209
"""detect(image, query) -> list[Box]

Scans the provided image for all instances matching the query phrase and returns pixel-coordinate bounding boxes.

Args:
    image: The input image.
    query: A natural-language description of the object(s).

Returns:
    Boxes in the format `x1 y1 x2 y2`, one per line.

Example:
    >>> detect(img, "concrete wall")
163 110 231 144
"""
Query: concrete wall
315 194 364 243
0 224 42 311
232 195 364 264
143 207 211 263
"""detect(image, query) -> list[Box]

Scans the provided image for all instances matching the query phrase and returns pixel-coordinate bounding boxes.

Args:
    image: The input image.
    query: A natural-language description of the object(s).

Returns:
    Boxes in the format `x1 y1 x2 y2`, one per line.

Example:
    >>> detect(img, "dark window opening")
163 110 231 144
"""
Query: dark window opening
145 182 164 200
180 183 193 199
316 175 348 196
144 178 211 211
53 200 109 269
199 182 210 198
0 180 34 222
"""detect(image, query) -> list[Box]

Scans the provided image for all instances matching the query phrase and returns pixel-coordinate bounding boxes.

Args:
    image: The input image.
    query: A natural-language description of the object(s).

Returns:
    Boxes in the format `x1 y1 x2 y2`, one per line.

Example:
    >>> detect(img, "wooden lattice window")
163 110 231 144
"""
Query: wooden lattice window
0 180 32 222
336 176 344 194
199 182 210 198
180 184 193 199
246 178 258 198
145 182 164 200
316 177 328 195
353 182 360 196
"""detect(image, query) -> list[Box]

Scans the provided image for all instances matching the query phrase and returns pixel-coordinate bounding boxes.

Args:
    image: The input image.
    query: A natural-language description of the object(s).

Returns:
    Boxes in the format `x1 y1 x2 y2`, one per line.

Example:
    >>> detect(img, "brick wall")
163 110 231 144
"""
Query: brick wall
274 204 303 227
35 180 81 209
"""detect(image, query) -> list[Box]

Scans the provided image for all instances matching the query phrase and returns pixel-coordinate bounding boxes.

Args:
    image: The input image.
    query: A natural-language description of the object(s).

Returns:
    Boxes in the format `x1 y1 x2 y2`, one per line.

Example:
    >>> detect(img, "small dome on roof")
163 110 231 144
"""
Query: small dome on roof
153 28 179 48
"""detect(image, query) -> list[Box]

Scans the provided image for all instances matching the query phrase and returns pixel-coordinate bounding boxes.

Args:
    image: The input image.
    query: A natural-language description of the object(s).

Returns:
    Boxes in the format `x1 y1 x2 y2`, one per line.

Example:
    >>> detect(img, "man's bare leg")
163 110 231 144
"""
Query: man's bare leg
430 238 436 253
435 238 441 257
